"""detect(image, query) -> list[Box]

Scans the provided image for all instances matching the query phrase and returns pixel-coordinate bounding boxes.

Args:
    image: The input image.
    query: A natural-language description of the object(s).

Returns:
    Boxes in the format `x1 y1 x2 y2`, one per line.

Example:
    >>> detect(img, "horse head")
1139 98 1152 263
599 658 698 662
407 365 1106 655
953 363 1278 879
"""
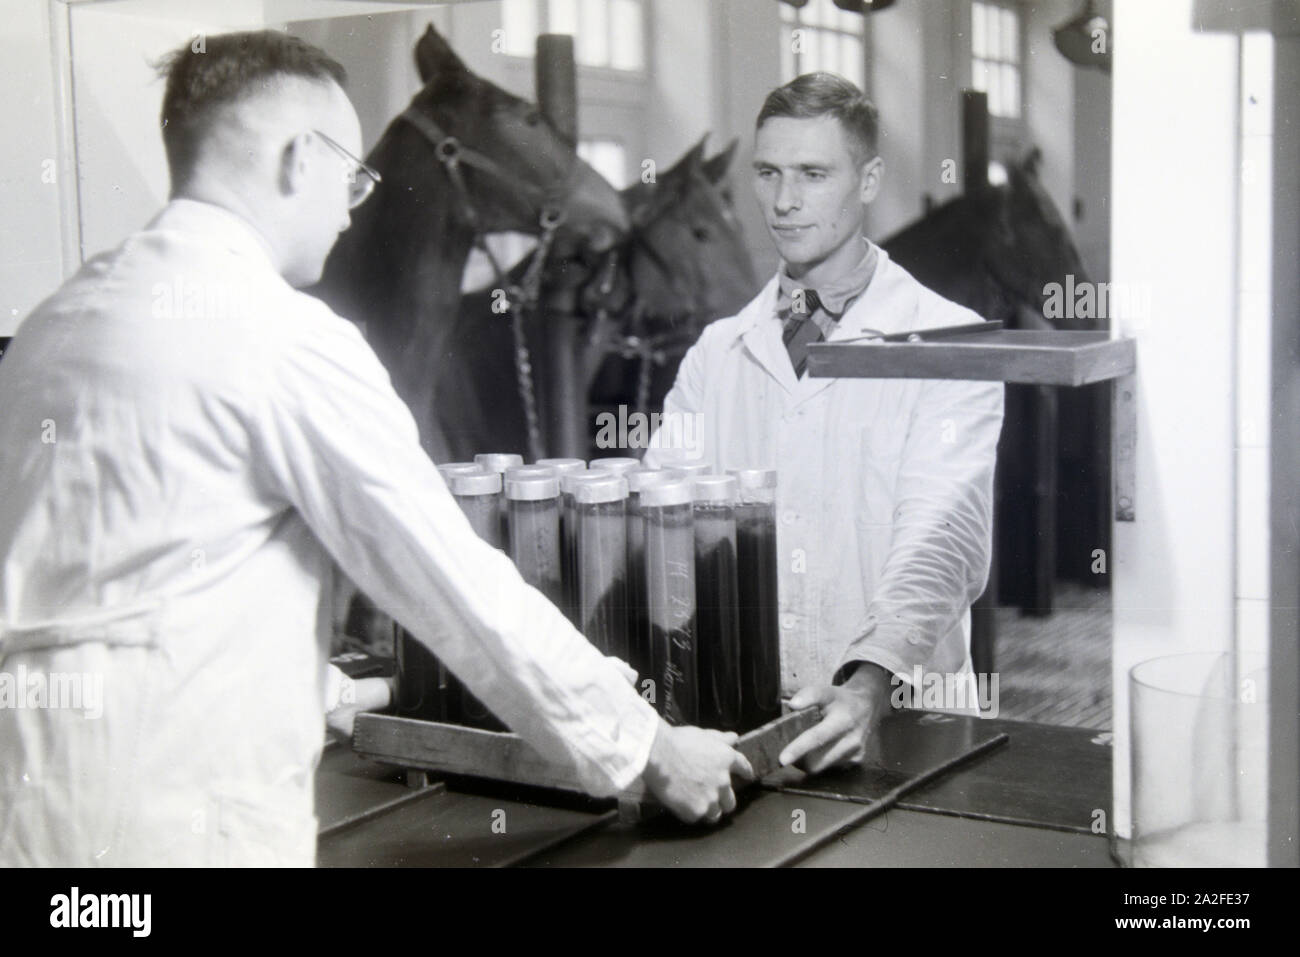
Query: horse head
615 135 756 324
408 23 628 251
983 147 1092 329
316 23 631 459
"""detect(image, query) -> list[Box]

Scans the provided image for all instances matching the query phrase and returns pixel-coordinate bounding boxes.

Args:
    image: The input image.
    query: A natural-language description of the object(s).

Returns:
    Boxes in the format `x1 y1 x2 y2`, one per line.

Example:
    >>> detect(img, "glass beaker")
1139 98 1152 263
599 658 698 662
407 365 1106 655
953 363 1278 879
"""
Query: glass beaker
1129 651 1268 867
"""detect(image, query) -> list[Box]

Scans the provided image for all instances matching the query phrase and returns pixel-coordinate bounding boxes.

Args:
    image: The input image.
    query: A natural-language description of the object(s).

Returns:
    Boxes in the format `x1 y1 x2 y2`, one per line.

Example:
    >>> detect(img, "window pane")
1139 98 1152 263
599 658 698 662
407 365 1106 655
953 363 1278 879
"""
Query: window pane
578 0 609 67
986 5 1000 60
549 0 578 35
578 139 628 188
1004 63 1020 117
987 62 1002 115
805 0 828 29
842 33 863 89
822 27 840 74
972 57 989 93
972 2 987 58
1001 7 1019 64
502 0 537 57
610 0 643 70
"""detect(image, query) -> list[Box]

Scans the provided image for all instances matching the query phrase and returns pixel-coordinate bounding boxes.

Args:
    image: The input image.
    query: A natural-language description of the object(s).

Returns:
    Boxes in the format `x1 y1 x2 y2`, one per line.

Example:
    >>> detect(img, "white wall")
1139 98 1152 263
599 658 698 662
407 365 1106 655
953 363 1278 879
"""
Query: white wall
1 0 69 335
1110 0 1242 838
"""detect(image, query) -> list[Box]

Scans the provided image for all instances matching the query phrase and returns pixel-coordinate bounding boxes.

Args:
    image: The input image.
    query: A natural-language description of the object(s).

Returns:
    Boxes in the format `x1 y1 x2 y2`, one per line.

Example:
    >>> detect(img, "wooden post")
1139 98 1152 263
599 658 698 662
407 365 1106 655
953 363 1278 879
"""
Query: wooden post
963 88 995 673
961 89 989 193
535 34 585 459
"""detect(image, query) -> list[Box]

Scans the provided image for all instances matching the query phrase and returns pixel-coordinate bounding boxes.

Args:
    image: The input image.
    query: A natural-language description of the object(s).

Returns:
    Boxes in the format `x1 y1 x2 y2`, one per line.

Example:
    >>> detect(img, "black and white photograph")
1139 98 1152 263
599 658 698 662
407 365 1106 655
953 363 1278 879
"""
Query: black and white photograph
0 0 1296 909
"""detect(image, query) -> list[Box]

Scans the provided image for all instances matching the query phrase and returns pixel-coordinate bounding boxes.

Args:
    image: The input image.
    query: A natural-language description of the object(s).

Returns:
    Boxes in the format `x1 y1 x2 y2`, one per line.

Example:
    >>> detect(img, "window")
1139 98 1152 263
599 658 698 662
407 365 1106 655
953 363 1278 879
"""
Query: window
578 139 629 188
501 0 645 72
779 0 865 90
970 0 1022 119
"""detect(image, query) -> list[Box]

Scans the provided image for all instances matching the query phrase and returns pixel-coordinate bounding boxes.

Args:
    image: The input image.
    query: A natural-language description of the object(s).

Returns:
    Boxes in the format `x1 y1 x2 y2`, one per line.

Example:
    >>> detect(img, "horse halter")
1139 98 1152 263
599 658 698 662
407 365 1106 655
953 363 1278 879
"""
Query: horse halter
399 106 573 237
398 105 578 460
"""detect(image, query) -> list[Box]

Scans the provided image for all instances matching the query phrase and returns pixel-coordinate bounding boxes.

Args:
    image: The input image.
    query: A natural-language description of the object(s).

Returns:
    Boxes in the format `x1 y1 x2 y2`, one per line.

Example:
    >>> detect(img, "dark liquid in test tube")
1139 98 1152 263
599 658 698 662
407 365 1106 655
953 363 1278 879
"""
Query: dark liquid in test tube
397 469 503 726
574 481 629 661
507 498 563 606
643 486 697 726
694 501 742 731
736 504 781 730
730 468 782 732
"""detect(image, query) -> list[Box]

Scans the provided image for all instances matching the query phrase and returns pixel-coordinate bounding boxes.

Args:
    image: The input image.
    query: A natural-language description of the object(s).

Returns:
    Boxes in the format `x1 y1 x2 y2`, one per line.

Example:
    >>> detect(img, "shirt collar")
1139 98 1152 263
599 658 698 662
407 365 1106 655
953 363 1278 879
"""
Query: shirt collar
775 237 878 319
146 198 280 272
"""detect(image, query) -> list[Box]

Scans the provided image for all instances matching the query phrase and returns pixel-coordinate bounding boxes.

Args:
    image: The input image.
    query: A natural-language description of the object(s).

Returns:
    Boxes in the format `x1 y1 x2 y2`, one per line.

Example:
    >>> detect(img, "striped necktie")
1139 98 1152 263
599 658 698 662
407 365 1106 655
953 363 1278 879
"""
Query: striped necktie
783 288 824 378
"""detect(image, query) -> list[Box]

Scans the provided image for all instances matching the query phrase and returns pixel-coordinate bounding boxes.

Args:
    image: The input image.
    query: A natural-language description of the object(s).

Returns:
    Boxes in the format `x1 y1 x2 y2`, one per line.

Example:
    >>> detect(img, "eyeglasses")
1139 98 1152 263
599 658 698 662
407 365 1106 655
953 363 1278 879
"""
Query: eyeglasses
312 129 382 209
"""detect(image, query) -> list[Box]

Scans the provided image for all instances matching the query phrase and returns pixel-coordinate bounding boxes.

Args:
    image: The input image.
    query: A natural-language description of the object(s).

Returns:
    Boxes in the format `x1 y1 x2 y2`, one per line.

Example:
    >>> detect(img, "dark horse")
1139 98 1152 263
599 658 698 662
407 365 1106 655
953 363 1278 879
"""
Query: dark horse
883 149 1109 614
439 136 757 460
313 24 630 463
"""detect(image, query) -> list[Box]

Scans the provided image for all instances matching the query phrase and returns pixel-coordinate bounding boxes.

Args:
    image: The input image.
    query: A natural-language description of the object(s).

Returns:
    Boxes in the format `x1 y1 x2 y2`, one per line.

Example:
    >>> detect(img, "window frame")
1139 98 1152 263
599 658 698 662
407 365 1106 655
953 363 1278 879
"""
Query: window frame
961 0 1028 164
778 0 867 90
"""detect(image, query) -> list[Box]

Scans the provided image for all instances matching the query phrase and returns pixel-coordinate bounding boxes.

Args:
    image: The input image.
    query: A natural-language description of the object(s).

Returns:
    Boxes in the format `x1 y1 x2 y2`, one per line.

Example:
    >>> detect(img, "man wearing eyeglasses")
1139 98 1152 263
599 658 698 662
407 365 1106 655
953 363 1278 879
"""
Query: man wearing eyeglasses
0 30 748 866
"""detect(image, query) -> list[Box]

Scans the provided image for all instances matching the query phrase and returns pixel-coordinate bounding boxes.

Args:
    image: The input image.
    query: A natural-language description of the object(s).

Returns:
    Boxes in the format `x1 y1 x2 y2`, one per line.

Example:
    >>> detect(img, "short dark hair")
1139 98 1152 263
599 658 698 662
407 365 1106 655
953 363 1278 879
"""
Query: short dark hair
756 72 880 162
155 30 347 185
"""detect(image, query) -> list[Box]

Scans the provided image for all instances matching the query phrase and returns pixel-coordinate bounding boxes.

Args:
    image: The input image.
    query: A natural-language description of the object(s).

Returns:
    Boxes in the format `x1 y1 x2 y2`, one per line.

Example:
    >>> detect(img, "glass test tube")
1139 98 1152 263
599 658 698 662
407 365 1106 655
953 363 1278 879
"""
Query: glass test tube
729 467 781 732
559 467 599 625
396 469 502 725
537 460 586 623
475 453 523 542
641 479 698 726
692 475 742 732
504 469 563 606
572 473 630 661
625 470 679 683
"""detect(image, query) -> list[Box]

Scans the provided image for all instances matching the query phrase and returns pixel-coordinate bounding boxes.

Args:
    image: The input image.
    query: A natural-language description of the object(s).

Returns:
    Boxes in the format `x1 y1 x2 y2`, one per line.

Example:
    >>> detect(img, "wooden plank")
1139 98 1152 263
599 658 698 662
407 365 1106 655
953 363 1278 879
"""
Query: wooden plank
352 714 613 798
354 709 821 824
768 711 1113 835
807 331 1136 386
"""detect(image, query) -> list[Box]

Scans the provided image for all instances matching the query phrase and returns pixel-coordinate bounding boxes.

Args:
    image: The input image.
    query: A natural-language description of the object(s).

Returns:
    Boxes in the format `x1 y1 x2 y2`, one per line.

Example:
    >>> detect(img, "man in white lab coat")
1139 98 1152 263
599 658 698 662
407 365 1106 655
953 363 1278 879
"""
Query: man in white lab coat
649 73 1004 772
0 30 749 866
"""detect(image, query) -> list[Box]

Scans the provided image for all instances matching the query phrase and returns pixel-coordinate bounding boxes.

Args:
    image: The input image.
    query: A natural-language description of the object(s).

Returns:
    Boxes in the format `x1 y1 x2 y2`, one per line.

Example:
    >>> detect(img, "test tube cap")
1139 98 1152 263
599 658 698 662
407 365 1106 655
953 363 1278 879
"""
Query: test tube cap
639 479 695 508
475 453 525 474
438 462 487 480
504 472 560 500
449 470 502 495
692 474 738 503
534 458 587 475
571 473 629 504
727 467 778 489
560 468 600 495
588 457 641 476
626 469 683 494
506 464 558 481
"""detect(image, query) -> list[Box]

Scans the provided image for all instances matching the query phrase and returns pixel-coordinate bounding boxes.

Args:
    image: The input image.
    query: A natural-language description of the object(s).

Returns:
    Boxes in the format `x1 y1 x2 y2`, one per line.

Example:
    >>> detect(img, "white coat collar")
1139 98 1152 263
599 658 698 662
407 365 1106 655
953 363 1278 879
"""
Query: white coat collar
147 198 280 273
732 242 920 404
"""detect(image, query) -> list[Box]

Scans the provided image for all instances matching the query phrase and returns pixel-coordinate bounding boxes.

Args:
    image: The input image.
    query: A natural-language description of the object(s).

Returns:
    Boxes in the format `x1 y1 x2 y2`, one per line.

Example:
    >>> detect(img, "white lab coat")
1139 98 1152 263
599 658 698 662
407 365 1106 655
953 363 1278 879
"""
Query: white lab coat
648 244 1004 695
0 200 657 866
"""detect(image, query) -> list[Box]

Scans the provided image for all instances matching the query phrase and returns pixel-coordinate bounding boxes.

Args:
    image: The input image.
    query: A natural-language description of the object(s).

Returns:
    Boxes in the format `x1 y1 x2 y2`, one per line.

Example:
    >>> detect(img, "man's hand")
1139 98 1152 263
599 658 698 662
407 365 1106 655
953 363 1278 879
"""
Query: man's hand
641 720 755 825
325 674 395 741
778 662 894 774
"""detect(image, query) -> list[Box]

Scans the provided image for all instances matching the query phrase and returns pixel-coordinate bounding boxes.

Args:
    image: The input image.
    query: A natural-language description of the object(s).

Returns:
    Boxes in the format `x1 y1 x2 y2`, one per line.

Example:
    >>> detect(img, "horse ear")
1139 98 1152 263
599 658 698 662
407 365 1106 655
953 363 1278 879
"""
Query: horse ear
703 138 739 184
415 22 468 86
1020 146 1043 178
